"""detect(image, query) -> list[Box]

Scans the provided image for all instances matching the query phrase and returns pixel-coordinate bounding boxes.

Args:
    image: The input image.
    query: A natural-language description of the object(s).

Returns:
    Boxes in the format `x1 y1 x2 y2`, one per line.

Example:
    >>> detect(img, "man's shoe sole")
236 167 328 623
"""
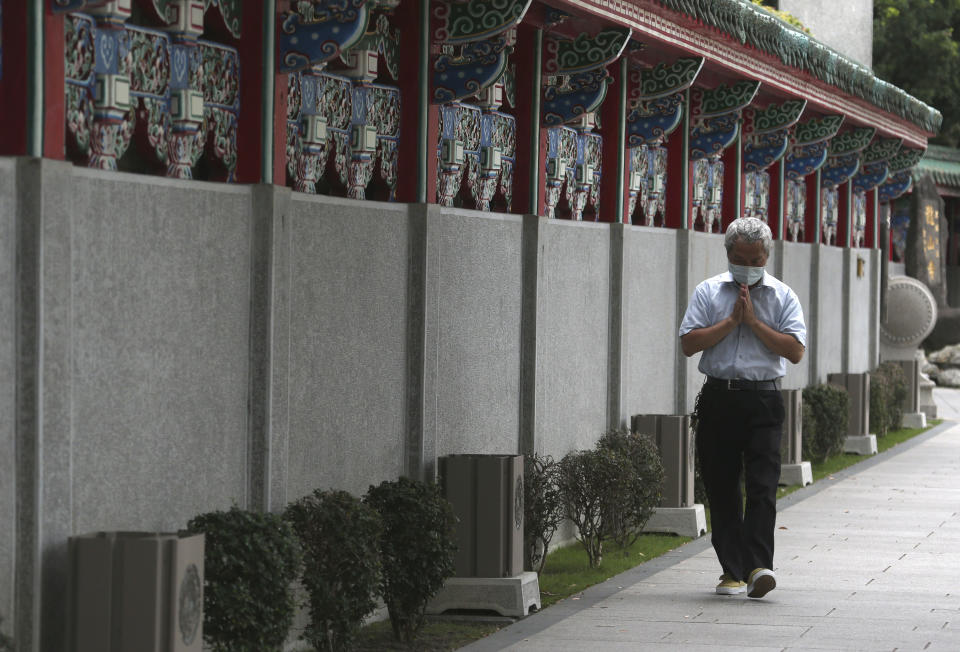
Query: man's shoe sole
747 573 776 598
716 585 746 595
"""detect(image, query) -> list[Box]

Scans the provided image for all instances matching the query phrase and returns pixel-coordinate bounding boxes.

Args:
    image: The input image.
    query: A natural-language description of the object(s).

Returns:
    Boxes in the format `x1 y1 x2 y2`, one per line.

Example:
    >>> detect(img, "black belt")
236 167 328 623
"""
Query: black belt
706 376 781 391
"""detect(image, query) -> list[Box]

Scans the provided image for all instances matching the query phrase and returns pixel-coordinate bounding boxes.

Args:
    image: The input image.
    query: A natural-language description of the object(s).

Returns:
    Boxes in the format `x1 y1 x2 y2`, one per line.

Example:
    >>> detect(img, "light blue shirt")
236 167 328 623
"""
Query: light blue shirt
678 271 807 381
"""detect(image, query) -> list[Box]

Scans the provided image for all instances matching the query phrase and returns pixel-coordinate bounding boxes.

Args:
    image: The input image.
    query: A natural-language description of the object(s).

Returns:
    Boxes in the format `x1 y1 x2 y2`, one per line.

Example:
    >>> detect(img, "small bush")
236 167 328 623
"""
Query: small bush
802 384 849 463
870 362 907 437
558 448 633 568
596 428 665 551
523 453 564 574
187 506 302 652
284 489 382 652
364 477 457 645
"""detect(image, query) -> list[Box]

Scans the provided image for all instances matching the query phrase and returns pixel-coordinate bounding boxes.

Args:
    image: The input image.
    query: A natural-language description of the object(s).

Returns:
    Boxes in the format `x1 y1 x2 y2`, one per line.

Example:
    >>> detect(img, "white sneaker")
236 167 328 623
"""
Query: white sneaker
747 568 776 599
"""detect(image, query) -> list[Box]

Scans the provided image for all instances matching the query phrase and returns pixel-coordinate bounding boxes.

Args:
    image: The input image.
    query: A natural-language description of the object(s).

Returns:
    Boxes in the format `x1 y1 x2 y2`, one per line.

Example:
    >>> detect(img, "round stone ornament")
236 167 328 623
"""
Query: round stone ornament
880 276 938 347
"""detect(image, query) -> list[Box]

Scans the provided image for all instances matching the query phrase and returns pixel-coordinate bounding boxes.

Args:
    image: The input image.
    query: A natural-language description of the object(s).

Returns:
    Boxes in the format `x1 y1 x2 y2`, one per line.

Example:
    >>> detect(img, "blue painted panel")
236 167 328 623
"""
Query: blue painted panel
542 69 610 127
785 142 828 181
278 3 370 73
433 36 510 104
821 153 860 188
627 94 682 147
852 161 889 194
690 113 738 161
743 131 788 172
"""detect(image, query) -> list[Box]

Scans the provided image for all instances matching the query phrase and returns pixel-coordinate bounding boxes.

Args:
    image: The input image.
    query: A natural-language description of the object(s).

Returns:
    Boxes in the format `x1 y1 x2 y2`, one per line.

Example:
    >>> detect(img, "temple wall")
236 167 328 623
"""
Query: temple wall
845 248 879 373
0 157 887 648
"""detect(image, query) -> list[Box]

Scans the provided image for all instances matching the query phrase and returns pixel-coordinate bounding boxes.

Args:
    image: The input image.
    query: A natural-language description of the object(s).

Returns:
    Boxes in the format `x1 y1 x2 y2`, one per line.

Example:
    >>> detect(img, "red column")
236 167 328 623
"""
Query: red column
599 60 627 223
395 0 437 204
804 172 820 244
837 181 850 247
512 23 546 216
233 0 268 183
865 187 877 249
768 161 784 240
665 89 690 229
44 7 66 160
0 1 29 155
721 136 741 232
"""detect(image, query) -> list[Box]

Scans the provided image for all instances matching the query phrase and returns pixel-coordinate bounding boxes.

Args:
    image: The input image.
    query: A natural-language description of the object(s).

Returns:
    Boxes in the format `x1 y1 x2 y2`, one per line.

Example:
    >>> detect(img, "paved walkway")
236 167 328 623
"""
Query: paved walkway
465 391 960 651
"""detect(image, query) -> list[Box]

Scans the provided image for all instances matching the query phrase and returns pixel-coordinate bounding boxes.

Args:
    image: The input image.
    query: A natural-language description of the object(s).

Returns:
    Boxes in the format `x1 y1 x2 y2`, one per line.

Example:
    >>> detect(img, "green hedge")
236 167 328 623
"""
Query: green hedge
187 507 301 652
802 384 849 463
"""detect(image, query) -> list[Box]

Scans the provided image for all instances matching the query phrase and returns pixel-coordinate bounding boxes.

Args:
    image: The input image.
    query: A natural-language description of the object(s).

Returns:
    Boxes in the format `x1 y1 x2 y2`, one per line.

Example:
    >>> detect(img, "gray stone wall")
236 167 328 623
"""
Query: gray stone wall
949 265 960 307
285 194 409 501
0 155 883 649
844 249 878 373
534 220 611 456
777 240 813 390
69 169 253 533
780 0 873 69
0 158 15 635
814 245 846 383
433 209 524 458
622 226 680 419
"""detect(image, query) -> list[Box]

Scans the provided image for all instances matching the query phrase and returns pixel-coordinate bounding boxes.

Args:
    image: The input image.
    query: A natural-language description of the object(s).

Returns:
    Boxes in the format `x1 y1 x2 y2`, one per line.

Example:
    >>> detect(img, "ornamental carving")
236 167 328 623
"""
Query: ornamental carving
691 156 723 232
820 186 839 245
544 126 601 220
786 178 806 241
543 27 631 76
62 2 240 179
278 0 371 73
628 144 667 226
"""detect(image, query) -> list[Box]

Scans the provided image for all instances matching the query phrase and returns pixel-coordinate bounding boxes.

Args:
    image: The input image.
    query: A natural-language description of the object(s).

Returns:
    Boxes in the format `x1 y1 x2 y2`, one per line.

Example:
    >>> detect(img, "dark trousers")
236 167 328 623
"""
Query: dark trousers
695 383 784 581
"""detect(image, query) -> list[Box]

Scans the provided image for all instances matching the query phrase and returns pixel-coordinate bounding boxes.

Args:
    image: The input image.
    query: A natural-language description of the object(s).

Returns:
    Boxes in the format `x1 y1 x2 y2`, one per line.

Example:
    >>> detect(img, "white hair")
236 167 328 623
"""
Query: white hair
724 217 773 256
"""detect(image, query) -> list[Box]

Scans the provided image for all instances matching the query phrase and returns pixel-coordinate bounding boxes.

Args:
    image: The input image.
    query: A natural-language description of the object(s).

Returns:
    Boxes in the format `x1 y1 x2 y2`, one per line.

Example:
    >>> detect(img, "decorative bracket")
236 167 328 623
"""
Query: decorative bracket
431 0 530 104
821 127 875 188
542 27 630 76
689 80 760 160
742 100 805 172
852 137 902 195
784 115 843 181
626 57 702 147
277 0 372 73
879 148 924 204
542 69 610 127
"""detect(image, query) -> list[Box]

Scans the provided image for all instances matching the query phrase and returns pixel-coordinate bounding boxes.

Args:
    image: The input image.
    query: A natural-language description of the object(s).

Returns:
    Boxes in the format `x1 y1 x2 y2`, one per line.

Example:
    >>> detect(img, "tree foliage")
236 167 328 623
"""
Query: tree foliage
874 0 960 145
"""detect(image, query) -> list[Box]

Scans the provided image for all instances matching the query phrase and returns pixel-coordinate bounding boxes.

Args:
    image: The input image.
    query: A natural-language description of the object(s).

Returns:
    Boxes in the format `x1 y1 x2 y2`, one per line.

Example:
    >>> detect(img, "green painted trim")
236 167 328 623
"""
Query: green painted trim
261 1 276 184
813 170 822 243
27 0 43 156
654 0 941 134
777 163 786 240
528 28 542 215
615 57 627 221
681 88 691 229
417 0 430 203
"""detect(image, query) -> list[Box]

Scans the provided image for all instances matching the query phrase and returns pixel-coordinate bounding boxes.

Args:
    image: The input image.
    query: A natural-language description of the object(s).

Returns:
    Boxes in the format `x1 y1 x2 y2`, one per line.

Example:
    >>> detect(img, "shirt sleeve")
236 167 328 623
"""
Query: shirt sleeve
678 282 711 337
778 288 807 347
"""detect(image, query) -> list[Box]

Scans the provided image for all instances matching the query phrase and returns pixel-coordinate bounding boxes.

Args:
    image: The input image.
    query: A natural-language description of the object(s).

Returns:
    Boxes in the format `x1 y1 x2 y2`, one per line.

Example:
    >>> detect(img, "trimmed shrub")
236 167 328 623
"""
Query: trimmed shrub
870 362 907 437
364 478 457 645
187 506 301 652
523 453 564 574
802 384 849 463
596 428 665 551
284 489 382 652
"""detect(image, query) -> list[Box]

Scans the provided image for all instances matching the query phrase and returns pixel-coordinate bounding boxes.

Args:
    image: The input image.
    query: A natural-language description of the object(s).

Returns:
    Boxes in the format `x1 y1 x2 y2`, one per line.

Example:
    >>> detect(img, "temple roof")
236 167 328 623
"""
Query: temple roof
616 0 942 135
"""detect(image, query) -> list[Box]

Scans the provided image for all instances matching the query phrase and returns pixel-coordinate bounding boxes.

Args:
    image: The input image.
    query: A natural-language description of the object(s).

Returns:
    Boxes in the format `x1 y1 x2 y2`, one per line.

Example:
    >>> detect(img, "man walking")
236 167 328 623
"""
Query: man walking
679 217 806 599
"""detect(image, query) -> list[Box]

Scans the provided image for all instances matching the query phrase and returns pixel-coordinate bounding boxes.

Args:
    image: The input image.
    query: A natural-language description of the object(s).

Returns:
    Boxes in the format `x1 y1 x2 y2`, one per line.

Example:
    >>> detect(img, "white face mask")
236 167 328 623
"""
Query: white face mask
729 263 764 287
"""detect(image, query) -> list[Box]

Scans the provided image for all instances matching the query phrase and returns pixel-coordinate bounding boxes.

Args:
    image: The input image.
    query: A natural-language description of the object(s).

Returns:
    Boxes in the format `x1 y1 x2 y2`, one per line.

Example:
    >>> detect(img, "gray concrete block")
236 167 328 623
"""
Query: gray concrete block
901 412 927 428
777 241 813 390
642 506 707 538
815 245 845 383
426 572 541 618
842 434 878 455
779 462 812 487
